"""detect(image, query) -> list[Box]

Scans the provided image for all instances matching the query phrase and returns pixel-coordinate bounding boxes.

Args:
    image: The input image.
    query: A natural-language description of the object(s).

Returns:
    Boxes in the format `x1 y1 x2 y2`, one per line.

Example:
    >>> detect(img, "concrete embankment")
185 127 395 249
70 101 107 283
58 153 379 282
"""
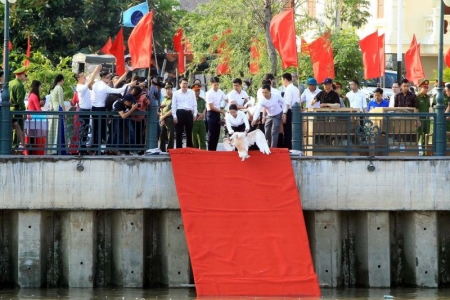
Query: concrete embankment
0 156 449 288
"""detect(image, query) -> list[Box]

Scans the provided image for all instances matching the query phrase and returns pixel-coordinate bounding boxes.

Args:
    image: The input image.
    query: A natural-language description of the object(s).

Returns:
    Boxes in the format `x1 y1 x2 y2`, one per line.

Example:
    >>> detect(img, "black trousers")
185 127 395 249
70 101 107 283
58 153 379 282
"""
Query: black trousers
175 109 193 148
91 106 106 149
207 111 221 151
230 123 246 136
283 109 292 149
78 108 91 153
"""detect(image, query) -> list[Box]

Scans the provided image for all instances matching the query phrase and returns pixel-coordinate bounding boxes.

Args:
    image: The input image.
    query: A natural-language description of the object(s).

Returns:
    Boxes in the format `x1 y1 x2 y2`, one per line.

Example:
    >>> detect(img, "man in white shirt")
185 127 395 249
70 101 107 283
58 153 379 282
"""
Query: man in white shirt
389 81 400 107
172 77 197 148
346 79 367 112
75 64 101 154
301 78 321 108
251 84 287 148
90 71 134 150
206 76 227 151
281 73 299 149
256 74 281 103
228 78 249 110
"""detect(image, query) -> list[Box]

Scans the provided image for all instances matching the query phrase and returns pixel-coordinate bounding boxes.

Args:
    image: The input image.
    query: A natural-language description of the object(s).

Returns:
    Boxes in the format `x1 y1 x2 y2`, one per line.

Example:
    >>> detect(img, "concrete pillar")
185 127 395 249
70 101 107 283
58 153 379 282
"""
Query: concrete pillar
307 211 342 287
367 212 390 287
403 212 438 287
61 211 96 287
159 210 190 287
111 210 144 287
11 211 45 287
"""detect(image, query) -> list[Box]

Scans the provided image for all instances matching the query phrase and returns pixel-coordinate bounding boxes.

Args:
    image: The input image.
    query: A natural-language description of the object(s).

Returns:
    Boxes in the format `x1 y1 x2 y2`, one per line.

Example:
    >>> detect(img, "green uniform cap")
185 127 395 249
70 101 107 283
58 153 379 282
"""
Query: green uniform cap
418 79 429 87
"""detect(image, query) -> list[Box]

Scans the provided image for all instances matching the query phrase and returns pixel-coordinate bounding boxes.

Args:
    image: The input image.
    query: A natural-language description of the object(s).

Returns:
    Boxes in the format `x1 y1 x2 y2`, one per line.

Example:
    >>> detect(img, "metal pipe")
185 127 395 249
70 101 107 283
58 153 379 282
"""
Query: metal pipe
435 0 446 156
396 0 403 82
0 1 11 155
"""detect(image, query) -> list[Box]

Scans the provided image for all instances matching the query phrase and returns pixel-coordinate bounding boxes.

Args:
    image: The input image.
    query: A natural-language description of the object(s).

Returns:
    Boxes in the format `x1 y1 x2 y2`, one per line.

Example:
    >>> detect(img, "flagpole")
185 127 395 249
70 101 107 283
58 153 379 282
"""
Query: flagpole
152 32 159 75
396 0 403 82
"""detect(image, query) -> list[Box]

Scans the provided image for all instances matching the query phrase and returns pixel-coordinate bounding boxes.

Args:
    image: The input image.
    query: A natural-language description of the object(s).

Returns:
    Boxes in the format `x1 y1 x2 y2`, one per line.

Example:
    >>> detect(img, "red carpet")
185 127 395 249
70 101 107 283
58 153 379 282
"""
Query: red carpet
170 148 320 296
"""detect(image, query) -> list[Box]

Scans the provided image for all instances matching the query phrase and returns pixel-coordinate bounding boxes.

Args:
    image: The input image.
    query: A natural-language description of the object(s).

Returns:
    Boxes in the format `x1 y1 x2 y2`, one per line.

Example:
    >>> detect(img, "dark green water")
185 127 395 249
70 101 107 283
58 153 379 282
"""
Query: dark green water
0 288 450 300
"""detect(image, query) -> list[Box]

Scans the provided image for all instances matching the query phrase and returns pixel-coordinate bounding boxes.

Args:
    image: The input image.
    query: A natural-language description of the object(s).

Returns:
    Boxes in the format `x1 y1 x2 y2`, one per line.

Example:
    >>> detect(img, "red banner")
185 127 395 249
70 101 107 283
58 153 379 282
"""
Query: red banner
170 148 320 297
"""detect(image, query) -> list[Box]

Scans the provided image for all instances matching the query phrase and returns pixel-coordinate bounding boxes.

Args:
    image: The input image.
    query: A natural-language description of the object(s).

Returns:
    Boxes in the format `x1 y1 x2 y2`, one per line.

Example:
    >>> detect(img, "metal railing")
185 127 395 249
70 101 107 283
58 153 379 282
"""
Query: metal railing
0 103 159 155
292 109 450 156
1 103 450 157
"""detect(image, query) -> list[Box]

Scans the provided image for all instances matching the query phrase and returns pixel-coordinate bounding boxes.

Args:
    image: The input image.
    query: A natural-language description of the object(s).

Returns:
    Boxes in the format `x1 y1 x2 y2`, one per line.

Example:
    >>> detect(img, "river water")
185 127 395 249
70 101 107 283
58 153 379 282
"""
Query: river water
1 288 450 300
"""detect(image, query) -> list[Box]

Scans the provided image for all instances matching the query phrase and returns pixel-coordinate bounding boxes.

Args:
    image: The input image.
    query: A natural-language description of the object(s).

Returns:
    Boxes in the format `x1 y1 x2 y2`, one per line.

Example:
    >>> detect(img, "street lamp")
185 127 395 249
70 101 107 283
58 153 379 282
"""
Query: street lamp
0 0 16 155
435 0 450 155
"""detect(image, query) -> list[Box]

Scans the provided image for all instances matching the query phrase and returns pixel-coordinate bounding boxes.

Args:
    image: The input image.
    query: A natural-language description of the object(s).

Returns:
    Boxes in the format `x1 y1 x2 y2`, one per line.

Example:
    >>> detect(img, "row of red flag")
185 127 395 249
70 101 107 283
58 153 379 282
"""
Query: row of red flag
97 7 431 84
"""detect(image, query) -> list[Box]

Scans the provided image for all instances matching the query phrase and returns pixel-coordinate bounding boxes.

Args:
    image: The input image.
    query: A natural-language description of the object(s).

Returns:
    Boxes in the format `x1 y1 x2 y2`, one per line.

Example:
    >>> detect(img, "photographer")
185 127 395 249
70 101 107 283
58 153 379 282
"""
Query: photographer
112 94 138 155
129 86 150 153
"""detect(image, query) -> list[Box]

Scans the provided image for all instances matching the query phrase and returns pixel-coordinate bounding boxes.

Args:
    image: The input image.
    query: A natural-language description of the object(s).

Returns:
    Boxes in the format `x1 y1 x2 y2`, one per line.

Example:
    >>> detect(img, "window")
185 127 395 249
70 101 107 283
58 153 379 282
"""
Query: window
308 0 316 18
377 0 384 18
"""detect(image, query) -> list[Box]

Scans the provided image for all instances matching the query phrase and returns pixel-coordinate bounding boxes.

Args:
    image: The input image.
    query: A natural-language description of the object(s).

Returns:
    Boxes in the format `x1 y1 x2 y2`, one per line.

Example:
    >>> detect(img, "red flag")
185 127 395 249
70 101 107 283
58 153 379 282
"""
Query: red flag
129 10 154 70
109 28 125 75
24 35 30 67
100 37 112 54
445 47 450 68
411 34 417 47
173 27 185 74
378 34 385 76
405 35 425 85
359 31 381 79
215 29 232 75
8 41 12 51
270 8 298 69
250 38 260 75
301 38 309 54
308 34 334 84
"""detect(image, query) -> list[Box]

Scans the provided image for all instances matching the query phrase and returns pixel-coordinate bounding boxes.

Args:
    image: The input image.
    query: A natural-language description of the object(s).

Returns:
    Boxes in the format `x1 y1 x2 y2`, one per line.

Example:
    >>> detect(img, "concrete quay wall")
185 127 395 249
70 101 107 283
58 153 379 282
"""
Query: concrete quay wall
0 156 449 288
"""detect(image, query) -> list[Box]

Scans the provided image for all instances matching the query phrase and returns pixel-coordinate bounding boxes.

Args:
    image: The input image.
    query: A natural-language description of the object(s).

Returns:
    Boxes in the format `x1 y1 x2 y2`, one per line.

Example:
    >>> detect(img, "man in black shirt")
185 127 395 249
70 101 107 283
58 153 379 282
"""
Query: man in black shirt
311 78 341 108
112 94 138 153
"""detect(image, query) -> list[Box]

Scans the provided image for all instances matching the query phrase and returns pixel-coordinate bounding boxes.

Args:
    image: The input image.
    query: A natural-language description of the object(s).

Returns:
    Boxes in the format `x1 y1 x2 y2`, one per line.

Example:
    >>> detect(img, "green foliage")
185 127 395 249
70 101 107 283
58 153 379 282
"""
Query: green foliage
149 0 187 52
330 29 363 84
8 51 76 100
0 0 184 63
441 68 450 82
180 0 288 90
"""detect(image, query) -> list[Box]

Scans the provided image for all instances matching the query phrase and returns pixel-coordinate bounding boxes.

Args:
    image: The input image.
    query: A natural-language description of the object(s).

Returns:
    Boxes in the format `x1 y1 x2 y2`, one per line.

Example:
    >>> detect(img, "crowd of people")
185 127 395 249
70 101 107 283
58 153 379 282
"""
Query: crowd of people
2 63 450 155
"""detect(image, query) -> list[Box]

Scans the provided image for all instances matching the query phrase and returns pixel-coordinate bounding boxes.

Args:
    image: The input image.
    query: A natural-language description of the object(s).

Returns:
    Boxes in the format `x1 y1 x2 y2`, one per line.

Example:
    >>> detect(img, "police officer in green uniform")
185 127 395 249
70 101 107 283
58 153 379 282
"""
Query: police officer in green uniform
192 84 207 149
159 82 174 152
9 67 27 148
416 80 431 154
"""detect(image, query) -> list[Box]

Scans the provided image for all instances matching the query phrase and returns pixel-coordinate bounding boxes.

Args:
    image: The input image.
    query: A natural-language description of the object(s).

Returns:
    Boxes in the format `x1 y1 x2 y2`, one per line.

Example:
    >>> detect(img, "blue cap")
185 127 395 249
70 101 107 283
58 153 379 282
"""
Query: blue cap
306 77 318 86
322 78 333 84
123 94 137 104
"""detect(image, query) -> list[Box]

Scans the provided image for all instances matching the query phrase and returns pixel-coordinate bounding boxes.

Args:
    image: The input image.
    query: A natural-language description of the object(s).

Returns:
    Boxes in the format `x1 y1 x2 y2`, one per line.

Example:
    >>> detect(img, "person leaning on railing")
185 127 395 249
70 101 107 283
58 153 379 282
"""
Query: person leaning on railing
91 71 136 151
129 85 150 153
112 94 138 155
310 78 341 109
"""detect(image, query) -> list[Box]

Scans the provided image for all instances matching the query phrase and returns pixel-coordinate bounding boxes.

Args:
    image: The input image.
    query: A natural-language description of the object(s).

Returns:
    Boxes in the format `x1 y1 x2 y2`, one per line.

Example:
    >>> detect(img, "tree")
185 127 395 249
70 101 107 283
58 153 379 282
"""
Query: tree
0 0 185 63
181 0 370 87
149 0 187 53
8 50 76 100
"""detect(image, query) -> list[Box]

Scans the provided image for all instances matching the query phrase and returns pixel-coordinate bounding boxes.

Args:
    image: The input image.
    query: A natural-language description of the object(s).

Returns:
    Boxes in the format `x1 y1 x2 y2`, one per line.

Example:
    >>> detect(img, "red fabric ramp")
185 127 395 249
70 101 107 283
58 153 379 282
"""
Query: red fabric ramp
170 148 320 297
